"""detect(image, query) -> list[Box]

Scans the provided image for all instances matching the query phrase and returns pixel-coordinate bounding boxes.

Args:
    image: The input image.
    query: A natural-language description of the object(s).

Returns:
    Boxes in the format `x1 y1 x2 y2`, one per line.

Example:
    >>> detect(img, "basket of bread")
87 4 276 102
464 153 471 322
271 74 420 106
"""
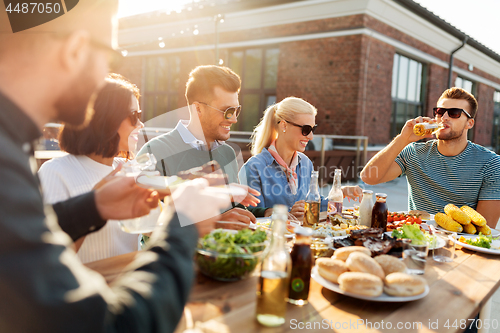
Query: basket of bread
312 247 428 301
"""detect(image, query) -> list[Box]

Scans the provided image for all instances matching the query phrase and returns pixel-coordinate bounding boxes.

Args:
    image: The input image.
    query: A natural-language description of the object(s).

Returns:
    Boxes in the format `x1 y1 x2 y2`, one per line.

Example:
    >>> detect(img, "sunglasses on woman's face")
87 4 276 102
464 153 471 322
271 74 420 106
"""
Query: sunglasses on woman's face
129 110 142 126
284 119 318 136
198 102 241 120
433 107 472 119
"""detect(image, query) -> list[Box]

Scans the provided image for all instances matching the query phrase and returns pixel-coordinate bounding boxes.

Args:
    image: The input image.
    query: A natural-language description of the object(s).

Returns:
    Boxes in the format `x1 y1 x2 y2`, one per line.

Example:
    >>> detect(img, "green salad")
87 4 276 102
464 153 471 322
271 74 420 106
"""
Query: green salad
391 224 434 245
196 229 267 281
459 233 499 249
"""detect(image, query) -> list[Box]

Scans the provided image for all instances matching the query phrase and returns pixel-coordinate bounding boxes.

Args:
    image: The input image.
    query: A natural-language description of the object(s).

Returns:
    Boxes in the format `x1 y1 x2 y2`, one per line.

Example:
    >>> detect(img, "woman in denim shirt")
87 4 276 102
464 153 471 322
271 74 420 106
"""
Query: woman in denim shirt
239 97 361 220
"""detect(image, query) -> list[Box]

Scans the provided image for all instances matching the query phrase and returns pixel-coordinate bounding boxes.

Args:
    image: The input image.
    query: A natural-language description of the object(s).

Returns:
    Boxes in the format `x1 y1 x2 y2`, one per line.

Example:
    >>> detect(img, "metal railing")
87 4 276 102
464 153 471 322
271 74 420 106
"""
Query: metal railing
316 134 369 181
141 128 369 180
37 125 369 180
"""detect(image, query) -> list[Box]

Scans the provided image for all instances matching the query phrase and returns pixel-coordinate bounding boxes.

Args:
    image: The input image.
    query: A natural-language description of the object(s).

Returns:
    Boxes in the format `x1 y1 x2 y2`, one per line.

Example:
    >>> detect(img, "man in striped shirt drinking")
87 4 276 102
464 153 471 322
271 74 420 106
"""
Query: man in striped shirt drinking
361 87 500 228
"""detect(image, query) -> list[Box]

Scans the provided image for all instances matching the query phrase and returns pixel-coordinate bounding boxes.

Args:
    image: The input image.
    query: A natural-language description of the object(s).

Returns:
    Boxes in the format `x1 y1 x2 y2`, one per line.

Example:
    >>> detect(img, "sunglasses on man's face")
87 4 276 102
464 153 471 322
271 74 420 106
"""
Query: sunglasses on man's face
433 107 472 119
199 102 241 120
54 33 124 72
129 110 142 126
284 119 318 136
88 39 124 72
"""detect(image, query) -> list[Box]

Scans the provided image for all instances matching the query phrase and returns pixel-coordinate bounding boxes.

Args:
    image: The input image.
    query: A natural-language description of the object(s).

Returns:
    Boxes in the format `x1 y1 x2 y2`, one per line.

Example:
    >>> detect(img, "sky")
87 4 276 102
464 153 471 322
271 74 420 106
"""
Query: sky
118 0 500 55
118 0 193 18
413 0 500 54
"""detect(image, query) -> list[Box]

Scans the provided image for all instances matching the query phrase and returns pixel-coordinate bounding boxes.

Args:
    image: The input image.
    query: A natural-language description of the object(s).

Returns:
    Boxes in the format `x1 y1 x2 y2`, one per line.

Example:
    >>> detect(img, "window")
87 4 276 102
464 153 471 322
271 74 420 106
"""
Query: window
391 54 425 138
455 76 476 141
493 91 500 153
455 77 474 94
142 56 181 121
229 47 279 132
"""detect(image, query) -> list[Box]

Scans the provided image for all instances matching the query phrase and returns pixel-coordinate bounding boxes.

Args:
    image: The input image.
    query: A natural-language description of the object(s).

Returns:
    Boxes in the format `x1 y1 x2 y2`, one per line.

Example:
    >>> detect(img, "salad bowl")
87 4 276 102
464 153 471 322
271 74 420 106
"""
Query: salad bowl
196 227 269 281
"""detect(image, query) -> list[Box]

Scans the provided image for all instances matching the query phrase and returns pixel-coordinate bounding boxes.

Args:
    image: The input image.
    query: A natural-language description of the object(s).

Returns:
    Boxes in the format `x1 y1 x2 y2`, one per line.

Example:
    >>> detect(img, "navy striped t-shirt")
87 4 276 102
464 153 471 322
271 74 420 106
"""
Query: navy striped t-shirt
395 140 500 214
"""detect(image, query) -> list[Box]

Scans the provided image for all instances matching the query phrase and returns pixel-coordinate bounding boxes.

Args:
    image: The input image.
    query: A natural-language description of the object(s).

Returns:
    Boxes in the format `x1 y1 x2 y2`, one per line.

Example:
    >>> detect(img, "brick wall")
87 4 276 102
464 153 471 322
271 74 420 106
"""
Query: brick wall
117 12 500 149
360 35 395 144
475 84 495 145
117 56 142 91
276 36 363 136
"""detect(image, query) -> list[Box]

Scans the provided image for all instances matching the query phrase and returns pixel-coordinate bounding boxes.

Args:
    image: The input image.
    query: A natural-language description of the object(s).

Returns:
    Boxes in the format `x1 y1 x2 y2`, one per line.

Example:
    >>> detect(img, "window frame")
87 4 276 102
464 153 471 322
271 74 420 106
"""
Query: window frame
454 76 476 141
228 46 279 132
493 91 500 153
390 53 427 138
141 55 181 121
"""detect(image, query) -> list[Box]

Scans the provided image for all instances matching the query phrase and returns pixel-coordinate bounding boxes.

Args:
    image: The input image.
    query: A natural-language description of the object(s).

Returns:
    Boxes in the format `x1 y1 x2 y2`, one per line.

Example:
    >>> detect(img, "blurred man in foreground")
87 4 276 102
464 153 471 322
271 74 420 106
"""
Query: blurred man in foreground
361 87 500 228
0 1 229 331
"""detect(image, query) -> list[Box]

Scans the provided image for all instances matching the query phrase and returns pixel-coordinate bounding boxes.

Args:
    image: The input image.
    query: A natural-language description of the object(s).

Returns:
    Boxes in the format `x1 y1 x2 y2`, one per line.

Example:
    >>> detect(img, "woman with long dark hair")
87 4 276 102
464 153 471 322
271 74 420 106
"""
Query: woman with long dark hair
38 74 144 263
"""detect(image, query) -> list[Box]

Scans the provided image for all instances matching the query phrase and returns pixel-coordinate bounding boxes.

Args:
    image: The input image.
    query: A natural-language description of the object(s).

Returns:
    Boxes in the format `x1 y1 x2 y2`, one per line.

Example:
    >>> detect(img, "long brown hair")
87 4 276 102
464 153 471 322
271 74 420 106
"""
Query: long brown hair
59 74 140 157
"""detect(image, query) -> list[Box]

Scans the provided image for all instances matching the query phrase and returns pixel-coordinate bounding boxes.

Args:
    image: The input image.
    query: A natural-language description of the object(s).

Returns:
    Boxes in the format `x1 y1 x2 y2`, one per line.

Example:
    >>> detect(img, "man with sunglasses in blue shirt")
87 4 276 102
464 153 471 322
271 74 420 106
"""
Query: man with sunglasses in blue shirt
361 87 500 228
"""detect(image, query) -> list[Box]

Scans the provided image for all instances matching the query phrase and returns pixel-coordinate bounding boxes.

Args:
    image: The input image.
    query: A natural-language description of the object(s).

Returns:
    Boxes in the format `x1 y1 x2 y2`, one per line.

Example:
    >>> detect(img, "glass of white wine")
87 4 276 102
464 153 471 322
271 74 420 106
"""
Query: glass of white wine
118 202 164 234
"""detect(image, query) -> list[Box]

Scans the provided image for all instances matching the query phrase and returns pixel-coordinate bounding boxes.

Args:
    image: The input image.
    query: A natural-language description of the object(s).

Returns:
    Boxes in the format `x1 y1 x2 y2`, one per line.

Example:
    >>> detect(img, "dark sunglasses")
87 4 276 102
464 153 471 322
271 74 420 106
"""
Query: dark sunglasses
433 107 472 119
129 110 142 126
284 119 318 136
198 102 241 120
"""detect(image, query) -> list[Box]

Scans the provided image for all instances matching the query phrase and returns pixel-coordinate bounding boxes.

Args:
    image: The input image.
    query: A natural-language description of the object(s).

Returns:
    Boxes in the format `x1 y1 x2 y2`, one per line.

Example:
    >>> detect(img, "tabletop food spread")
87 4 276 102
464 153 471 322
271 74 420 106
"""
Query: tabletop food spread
88 164 500 333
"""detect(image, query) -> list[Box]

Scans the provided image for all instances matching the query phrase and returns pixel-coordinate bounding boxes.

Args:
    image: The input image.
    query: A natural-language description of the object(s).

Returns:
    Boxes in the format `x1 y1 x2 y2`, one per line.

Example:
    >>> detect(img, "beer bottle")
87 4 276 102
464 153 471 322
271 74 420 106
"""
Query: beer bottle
256 205 291 327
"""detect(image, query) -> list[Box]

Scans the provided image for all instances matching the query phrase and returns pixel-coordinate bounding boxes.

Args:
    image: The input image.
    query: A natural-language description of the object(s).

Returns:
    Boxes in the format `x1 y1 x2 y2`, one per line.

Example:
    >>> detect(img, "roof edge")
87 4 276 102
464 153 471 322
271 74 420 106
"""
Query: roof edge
394 0 500 63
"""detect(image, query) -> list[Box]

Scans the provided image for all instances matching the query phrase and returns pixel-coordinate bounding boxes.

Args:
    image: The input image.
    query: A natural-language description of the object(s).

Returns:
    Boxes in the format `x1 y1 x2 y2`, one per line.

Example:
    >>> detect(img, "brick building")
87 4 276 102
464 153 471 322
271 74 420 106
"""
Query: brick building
116 0 500 153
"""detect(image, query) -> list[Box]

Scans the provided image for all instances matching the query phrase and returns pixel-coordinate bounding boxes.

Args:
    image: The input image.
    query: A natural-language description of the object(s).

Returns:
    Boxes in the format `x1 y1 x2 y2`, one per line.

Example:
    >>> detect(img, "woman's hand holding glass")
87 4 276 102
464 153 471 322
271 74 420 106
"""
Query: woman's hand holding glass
290 200 305 220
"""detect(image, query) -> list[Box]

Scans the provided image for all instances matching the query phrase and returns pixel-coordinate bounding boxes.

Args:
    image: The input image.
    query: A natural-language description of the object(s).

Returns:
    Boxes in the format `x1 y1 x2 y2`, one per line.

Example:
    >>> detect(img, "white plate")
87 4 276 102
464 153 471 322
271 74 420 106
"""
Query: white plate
201 184 248 197
250 217 296 238
251 217 271 229
136 174 183 190
383 230 446 250
427 220 500 237
311 266 429 302
454 235 500 255
391 211 434 221
136 175 247 198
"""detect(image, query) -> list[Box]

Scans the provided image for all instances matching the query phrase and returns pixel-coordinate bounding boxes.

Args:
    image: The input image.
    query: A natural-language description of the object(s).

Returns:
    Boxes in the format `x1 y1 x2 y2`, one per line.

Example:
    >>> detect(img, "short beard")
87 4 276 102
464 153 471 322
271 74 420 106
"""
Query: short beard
436 125 467 141
54 55 100 128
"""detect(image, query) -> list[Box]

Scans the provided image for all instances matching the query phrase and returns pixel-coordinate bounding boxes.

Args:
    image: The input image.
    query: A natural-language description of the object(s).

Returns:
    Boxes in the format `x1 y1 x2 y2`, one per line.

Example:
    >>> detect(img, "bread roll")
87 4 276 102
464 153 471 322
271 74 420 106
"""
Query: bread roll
345 252 385 279
333 246 371 261
383 272 427 297
338 272 383 297
316 258 349 284
374 255 407 276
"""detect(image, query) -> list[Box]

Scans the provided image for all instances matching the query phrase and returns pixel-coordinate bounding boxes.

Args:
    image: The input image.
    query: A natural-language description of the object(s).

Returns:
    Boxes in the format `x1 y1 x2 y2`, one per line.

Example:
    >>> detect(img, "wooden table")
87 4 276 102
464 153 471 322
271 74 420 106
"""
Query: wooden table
85 242 500 332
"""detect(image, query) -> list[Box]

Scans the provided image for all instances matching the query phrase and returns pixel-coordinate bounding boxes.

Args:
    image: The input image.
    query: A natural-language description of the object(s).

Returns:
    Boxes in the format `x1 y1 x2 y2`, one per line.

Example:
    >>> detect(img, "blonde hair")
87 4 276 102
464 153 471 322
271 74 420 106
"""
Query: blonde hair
251 97 317 156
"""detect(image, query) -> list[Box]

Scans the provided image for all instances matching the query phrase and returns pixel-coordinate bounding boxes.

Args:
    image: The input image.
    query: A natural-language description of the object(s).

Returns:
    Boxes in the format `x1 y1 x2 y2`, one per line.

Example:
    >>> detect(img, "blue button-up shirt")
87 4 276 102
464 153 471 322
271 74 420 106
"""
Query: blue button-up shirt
238 148 328 211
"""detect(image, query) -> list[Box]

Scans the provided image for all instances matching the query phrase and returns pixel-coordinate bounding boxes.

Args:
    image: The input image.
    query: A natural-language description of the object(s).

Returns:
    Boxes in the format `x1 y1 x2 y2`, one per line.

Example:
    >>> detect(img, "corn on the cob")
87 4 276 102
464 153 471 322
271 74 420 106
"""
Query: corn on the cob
460 206 487 226
477 225 492 236
444 204 471 225
462 223 477 234
435 213 463 233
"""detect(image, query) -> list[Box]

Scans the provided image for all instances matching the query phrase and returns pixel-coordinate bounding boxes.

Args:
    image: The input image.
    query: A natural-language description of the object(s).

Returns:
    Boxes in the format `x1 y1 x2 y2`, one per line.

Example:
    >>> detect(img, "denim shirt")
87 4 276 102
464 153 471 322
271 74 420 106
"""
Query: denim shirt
238 148 328 212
